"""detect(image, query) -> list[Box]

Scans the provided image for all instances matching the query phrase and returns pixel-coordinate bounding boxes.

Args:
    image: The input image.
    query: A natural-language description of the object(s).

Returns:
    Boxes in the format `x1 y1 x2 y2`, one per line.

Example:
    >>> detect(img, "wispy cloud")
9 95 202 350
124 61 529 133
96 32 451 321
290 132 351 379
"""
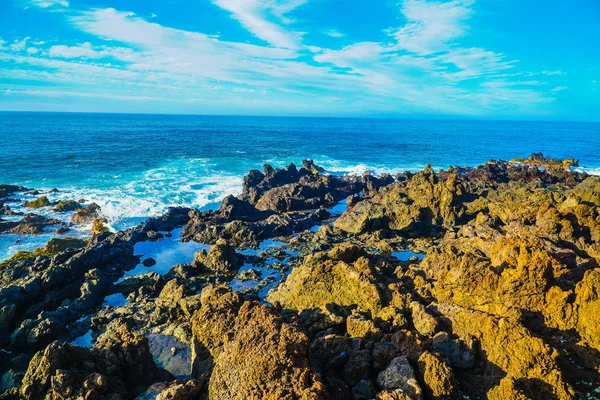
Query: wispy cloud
30 0 69 8
323 29 345 38
211 0 307 48
0 0 571 117
391 0 473 55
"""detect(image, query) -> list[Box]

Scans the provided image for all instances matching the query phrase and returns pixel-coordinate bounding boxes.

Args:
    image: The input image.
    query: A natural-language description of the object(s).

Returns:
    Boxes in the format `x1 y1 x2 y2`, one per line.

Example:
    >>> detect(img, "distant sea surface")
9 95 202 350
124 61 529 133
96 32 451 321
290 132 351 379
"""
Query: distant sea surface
1 112 599 259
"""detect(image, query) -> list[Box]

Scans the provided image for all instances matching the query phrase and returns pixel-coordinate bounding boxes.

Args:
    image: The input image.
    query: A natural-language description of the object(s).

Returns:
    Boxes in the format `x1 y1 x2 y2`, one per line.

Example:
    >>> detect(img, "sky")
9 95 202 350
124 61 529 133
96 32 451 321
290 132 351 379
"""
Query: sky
0 0 598 119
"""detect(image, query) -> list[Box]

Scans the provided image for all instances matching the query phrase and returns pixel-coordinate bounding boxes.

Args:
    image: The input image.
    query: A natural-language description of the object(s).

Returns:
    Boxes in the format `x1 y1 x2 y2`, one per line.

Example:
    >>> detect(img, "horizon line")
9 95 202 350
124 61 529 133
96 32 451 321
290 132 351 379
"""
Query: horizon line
0 109 598 124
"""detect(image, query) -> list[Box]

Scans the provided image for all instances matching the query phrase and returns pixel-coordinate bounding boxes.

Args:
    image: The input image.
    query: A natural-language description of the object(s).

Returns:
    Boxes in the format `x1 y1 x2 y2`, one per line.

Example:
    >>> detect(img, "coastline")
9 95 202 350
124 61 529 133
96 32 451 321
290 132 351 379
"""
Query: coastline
1 154 600 399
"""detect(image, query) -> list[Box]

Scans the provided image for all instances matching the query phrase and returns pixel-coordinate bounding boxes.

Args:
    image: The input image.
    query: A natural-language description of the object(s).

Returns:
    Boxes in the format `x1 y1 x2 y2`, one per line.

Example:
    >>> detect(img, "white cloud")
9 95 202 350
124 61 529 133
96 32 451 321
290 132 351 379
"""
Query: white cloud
0 1 567 117
525 70 566 77
436 47 517 80
551 86 568 92
48 42 139 61
211 0 306 48
323 29 345 38
392 0 473 55
26 47 39 54
9 37 30 51
30 0 69 8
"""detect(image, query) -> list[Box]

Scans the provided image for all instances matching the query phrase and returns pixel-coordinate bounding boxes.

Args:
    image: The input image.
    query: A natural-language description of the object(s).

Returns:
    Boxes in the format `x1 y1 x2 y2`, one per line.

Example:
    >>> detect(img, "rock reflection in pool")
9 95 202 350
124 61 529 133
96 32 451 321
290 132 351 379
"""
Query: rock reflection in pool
103 293 128 307
238 239 287 256
391 250 425 262
230 263 287 299
119 227 209 281
71 329 94 348
147 334 191 379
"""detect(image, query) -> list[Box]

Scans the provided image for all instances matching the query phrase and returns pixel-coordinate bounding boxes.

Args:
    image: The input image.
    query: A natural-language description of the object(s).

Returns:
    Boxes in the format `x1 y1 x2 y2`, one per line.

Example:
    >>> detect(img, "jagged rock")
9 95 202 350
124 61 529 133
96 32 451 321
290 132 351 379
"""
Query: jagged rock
237 268 261 281
416 351 457 399
54 200 81 212
298 304 347 333
71 203 101 224
376 356 422 399
0 213 62 234
346 313 382 339
23 196 51 208
193 239 240 273
20 324 170 399
0 185 28 198
92 218 109 235
136 380 203 400
487 377 532 400
574 268 600 351
409 302 438 337
351 379 377 400
342 349 371 387
267 250 383 315
430 332 474 369
191 286 327 399
438 304 574 399
335 166 464 236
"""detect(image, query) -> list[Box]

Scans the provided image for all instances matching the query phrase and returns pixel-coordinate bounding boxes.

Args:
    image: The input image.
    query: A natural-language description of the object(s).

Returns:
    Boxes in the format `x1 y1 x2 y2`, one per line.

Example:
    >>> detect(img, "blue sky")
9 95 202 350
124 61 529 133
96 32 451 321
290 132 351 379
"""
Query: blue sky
0 0 598 119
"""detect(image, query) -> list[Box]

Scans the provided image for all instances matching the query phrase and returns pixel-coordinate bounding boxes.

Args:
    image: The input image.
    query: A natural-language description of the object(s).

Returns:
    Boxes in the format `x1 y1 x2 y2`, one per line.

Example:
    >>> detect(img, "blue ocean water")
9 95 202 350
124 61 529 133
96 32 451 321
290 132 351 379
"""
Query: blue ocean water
1 112 599 260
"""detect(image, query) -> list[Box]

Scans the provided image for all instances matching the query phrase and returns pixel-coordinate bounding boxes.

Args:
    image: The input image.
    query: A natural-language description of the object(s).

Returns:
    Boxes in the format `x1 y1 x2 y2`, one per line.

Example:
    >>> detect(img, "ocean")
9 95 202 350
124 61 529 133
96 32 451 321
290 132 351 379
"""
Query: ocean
1 111 599 260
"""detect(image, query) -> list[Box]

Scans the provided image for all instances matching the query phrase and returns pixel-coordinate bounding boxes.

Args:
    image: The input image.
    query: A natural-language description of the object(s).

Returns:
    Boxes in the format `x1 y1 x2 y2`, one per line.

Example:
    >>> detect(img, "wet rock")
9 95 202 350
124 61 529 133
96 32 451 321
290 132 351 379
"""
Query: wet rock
54 200 81 212
0 185 28 198
0 213 62 234
237 268 261 281
142 257 157 267
23 196 51 209
92 218 109 235
146 230 164 241
71 203 101 224
54 226 70 234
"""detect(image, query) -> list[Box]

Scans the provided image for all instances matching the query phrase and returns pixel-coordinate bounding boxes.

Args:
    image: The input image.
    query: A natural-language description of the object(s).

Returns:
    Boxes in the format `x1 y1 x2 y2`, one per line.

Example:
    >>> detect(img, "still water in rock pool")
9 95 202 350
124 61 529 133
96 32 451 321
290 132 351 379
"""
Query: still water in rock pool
118 228 209 282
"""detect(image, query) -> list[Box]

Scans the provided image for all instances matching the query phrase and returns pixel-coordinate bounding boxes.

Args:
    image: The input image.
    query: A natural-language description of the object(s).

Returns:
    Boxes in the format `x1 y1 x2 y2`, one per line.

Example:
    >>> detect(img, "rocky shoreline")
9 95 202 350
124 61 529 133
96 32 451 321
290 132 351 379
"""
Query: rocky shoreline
0 154 599 399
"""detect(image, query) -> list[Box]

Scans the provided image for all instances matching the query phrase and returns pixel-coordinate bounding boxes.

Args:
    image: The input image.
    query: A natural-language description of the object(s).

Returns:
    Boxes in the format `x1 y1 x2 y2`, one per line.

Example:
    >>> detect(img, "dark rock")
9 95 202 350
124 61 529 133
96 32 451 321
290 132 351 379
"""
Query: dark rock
142 258 157 267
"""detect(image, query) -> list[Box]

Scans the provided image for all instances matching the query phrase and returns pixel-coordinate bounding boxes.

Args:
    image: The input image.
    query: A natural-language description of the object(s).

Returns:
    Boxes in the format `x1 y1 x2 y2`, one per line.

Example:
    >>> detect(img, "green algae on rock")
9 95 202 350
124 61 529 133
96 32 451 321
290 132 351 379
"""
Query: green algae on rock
53 200 81 212
23 196 51 208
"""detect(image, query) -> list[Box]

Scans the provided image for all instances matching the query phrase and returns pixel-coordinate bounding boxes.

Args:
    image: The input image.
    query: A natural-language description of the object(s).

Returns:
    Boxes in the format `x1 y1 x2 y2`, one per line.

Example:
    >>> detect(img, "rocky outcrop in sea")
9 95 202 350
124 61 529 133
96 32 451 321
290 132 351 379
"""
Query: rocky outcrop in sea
0 154 599 399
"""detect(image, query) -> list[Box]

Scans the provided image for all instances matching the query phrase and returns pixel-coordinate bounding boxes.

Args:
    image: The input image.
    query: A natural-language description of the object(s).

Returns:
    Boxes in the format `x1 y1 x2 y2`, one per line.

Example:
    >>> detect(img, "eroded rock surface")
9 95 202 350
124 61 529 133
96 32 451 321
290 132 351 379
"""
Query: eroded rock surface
1 157 599 400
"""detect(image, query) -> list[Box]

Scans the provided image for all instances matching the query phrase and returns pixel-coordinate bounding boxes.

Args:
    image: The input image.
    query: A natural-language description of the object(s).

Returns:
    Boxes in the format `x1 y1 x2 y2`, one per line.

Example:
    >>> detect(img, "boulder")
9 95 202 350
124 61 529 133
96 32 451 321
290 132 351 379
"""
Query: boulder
71 203 102 224
193 239 240 273
54 200 82 212
376 356 422 399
